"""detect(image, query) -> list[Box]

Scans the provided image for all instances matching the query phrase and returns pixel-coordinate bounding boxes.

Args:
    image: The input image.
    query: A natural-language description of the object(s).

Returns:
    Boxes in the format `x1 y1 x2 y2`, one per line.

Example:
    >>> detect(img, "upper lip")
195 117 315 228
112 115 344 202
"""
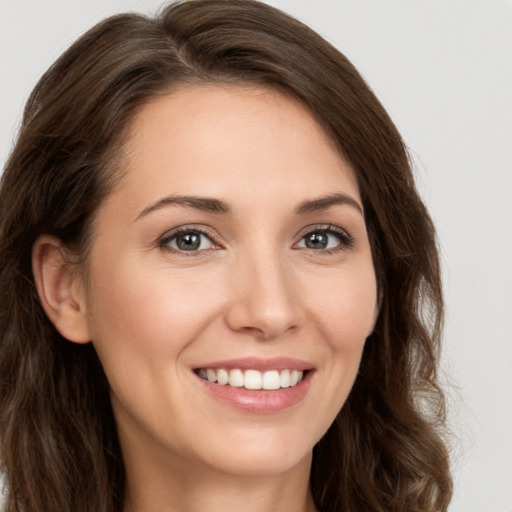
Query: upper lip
194 356 314 372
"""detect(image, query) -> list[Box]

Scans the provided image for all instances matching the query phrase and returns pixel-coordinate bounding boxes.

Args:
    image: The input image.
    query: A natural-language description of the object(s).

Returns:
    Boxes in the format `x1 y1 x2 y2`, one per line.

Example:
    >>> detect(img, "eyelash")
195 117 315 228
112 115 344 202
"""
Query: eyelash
294 225 355 254
157 224 354 256
157 225 219 256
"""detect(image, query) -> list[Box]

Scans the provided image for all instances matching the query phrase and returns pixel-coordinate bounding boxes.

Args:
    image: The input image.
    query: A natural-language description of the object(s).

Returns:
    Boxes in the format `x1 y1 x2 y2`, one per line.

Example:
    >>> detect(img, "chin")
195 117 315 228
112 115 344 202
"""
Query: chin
186 424 319 478
205 444 313 478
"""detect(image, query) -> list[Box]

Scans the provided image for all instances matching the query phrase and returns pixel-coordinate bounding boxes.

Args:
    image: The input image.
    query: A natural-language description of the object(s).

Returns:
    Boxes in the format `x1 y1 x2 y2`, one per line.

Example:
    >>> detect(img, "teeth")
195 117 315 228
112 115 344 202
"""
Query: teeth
262 370 280 390
217 368 229 385
197 368 305 390
244 369 262 389
229 369 244 387
280 369 290 388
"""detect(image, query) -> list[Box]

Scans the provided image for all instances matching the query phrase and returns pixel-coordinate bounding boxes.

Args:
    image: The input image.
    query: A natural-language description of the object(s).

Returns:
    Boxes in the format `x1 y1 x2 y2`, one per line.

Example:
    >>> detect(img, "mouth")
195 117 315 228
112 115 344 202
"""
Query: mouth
195 368 307 390
192 358 314 413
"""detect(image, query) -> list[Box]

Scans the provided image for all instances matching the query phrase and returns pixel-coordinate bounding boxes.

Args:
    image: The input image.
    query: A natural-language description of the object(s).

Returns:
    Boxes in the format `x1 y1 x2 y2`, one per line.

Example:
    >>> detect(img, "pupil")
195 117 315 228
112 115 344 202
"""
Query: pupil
306 232 327 249
177 233 200 250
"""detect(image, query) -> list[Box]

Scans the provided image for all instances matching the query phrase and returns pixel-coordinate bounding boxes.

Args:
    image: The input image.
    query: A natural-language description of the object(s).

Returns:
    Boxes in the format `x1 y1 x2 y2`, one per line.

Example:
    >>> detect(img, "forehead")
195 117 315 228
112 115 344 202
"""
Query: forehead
108 85 360 215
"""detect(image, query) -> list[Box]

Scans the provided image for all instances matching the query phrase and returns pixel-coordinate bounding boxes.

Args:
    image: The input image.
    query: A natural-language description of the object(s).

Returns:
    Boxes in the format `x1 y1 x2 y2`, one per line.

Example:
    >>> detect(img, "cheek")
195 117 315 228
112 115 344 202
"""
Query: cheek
294 261 377 440
309 262 378 349
84 258 224 361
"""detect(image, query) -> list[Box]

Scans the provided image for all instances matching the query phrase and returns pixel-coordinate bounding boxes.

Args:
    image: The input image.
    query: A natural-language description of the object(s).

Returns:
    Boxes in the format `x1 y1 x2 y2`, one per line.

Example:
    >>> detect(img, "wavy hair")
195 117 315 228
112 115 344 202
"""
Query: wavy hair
0 1 451 510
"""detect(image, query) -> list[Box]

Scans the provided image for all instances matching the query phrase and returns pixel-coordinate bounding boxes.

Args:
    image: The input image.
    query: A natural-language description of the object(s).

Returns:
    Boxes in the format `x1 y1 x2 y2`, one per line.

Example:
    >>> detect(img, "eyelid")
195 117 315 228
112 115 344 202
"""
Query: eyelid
293 224 354 251
157 224 222 253
156 223 354 255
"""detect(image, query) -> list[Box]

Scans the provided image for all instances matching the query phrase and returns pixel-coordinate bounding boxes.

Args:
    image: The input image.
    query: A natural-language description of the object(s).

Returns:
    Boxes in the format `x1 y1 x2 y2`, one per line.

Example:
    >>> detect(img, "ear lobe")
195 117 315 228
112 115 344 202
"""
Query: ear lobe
32 235 91 344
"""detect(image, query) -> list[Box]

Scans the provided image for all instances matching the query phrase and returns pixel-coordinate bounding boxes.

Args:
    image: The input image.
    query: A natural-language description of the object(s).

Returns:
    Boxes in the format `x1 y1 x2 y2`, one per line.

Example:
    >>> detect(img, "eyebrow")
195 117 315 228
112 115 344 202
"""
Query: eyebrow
135 191 363 221
294 193 363 216
135 195 231 221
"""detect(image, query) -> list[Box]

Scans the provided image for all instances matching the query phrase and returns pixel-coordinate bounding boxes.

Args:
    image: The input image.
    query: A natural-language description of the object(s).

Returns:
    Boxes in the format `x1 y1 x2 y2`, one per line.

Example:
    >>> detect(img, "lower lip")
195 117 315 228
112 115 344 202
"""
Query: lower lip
195 371 313 413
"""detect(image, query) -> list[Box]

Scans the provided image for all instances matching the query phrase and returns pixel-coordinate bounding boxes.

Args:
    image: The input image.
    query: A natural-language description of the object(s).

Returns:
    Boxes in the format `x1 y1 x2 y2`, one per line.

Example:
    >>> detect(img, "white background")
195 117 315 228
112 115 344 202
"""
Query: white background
1 1 511 510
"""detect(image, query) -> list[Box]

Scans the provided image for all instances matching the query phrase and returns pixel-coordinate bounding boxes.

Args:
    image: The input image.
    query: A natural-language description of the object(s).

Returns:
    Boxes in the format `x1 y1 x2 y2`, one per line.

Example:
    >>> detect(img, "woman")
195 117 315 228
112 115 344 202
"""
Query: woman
0 1 452 511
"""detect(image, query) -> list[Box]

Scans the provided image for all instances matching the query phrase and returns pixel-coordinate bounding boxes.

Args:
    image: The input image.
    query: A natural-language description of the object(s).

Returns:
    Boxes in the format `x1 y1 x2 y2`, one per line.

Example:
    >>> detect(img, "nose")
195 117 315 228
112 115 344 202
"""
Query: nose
224 251 304 340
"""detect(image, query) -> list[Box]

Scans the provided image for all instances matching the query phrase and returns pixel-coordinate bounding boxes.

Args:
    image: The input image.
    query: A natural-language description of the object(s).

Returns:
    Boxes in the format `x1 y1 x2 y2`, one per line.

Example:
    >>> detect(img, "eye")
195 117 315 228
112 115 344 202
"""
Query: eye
295 226 353 251
160 228 215 252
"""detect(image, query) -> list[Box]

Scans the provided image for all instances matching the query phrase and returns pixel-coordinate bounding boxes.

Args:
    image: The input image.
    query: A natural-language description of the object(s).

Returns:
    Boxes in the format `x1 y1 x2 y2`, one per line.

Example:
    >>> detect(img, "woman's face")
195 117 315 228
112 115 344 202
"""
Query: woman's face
81 86 378 479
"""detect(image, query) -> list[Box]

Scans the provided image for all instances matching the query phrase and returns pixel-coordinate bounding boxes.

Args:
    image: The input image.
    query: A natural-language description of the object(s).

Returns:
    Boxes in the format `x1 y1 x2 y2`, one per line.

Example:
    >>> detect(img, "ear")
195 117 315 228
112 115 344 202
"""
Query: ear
32 235 91 344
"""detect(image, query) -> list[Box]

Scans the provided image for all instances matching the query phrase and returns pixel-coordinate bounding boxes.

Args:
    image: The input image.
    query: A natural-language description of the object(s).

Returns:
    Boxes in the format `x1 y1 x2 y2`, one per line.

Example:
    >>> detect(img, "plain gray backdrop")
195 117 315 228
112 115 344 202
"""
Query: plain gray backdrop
1 1 511 510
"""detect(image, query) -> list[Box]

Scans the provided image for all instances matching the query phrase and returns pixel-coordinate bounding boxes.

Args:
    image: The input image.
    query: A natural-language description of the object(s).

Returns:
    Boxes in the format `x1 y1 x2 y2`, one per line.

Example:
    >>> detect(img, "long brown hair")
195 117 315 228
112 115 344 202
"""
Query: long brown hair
0 1 452 510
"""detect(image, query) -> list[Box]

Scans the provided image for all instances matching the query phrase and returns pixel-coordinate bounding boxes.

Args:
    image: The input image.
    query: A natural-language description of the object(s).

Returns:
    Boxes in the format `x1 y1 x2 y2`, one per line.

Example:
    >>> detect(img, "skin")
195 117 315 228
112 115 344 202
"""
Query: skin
34 85 378 512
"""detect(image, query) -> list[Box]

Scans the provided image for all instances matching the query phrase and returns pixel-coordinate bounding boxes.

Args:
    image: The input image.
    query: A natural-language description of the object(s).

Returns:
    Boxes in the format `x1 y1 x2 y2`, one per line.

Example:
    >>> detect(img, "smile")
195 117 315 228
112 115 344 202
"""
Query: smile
197 368 304 390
